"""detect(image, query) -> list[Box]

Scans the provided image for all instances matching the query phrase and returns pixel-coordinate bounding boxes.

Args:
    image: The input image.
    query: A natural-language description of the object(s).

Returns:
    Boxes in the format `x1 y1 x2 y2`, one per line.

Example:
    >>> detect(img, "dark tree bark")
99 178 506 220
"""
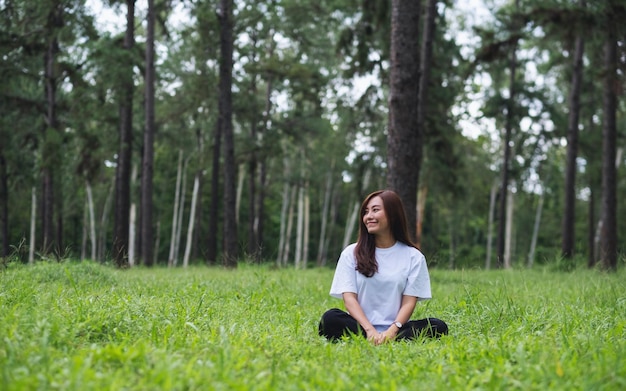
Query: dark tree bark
496 0 520 268
218 0 237 268
561 0 585 260
141 0 156 266
207 121 221 264
42 1 63 257
247 72 259 260
387 0 422 240
599 5 618 271
587 190 595 268
113 0 135 268
415 0 437 245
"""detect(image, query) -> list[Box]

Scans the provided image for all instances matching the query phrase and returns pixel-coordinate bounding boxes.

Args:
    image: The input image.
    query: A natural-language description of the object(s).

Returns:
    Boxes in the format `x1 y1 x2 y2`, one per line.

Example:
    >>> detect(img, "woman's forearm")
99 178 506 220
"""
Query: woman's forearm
342 293 376 334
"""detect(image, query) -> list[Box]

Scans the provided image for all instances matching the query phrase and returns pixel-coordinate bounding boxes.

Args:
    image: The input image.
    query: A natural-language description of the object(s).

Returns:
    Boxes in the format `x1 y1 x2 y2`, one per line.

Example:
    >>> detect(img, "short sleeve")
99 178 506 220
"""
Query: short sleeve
329 244 358 299
402 250 432 301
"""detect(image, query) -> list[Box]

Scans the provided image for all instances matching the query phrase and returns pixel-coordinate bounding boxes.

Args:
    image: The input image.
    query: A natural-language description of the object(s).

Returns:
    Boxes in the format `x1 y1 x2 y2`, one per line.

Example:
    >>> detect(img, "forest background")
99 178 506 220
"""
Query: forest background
0 0 624 271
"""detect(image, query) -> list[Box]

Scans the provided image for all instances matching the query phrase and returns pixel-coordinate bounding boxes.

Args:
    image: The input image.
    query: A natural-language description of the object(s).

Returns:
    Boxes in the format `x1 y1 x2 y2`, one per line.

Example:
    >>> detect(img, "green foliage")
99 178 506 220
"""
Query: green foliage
1 262 625 390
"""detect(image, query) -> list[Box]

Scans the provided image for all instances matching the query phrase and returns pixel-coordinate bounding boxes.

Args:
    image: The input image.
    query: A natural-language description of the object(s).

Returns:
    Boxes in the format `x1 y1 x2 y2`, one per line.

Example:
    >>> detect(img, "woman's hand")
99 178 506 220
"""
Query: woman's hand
373 327 398 345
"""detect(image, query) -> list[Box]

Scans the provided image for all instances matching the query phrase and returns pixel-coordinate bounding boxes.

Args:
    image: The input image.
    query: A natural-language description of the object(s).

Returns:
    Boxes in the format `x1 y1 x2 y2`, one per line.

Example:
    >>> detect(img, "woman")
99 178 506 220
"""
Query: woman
318 190 448 344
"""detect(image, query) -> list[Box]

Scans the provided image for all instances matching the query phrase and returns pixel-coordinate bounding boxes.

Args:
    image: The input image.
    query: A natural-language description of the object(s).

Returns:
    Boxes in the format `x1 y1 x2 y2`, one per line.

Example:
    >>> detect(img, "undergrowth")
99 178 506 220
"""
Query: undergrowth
1 261 624 390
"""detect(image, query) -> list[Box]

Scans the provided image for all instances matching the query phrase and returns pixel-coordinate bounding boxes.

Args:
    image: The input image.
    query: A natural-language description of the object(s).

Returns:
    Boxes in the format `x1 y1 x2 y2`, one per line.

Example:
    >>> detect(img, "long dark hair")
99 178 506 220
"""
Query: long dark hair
354 190 418 277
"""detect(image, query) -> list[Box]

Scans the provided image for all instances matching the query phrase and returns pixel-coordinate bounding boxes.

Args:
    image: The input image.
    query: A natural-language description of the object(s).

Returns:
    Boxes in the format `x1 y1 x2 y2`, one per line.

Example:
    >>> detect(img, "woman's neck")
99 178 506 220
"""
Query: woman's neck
375 233 396 249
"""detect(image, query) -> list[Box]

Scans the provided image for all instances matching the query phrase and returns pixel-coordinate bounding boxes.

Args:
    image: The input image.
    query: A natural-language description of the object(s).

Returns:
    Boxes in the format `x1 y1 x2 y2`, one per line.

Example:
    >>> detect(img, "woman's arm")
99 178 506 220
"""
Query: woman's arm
379 295 418 343
342 292 378 341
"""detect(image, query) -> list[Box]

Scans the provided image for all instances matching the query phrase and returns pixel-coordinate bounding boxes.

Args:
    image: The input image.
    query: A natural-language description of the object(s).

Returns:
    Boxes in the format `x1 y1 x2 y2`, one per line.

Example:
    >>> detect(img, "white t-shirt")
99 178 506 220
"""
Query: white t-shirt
329 241 432 332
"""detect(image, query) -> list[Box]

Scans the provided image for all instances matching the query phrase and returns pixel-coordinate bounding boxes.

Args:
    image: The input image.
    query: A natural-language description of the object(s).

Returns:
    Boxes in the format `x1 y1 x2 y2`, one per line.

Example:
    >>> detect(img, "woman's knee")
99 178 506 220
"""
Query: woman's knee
428 317 449 336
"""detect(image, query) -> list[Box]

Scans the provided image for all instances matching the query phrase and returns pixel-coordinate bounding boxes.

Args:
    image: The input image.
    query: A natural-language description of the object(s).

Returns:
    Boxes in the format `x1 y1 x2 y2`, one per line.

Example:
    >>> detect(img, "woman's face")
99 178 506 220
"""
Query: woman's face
363 196 390 236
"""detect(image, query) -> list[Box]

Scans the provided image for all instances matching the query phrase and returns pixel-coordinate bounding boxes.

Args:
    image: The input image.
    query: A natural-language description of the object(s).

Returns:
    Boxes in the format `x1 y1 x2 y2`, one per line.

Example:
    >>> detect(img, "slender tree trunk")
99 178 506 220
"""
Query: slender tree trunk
42 2 63 257
248 156 257 257
99 176 115 261
599 8 618 271
277 177 290 266
282 184 298 267
141 0 156 266
416 185 428 248
561 3 585 259
236 164 245 223
587 190 596 268
295 184 304 269
343 201 360 249
175 161 188 265
113 0 135 268
207 122 221 264
503 190 514 268
485 180 497 269
303 184 310 269
183 173 200 267
169 150 183 267
153 220 160 265
128 203 136 266
528 190 544 268
218 0 237 267
414 0 436 244
496 19 518 267
387 0 422 239
256 160 268 261
29 187 36 264
128 163 138 266
317 169 333 266
247 67 259 260
86 181 96 260
82 199 88 261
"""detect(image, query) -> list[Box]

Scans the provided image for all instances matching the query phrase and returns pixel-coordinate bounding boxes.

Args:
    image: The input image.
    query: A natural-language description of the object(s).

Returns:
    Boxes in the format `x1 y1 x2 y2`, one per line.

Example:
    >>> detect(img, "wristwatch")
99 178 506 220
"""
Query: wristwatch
393 321 402 329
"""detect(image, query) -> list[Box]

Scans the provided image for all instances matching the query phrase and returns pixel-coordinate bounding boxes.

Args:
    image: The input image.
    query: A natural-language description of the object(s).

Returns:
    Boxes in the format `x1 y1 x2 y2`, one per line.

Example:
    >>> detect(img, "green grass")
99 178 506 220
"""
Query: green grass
1 261 625 390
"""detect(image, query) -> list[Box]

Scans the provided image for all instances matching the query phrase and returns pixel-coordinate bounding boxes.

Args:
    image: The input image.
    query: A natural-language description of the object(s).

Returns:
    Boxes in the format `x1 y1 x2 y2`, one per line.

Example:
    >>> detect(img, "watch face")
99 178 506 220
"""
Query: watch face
394 322 402 328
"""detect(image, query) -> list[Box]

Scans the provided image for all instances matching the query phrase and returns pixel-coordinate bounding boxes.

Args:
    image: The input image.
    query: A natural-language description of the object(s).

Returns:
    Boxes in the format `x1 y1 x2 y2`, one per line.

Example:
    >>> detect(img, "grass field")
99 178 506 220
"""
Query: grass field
1 260 625 390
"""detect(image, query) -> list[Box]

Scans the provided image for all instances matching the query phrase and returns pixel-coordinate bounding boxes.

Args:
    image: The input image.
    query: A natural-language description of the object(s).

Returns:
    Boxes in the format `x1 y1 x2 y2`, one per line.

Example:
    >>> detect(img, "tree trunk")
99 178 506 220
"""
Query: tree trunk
599 8 617 271
207 120 222 264
219 0 237 268
277 176 290 267
236 163 245 223
128 203 137 266
128 163 138 266
169 150 183 267
528 190 544 268
587 190 596 268
504 190 514 268
99 176 115 262
175 160 188 264
280 184 297 267
141 0 156 266
342 201 360 249
113 0 135 268
496 21 518 267
387 0 422 240
29 187 36 265
317 169 333 266
416 185 428 248
485 180 497 269
86 181 96 260
183 173 200 267
561 3 585 259
42 2 63 257
295 184 304 269
415 0 436 244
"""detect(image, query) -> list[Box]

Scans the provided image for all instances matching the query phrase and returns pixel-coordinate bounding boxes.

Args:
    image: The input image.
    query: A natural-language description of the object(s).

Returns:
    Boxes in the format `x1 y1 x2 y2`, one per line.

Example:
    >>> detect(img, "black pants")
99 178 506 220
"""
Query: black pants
318 308 448 341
